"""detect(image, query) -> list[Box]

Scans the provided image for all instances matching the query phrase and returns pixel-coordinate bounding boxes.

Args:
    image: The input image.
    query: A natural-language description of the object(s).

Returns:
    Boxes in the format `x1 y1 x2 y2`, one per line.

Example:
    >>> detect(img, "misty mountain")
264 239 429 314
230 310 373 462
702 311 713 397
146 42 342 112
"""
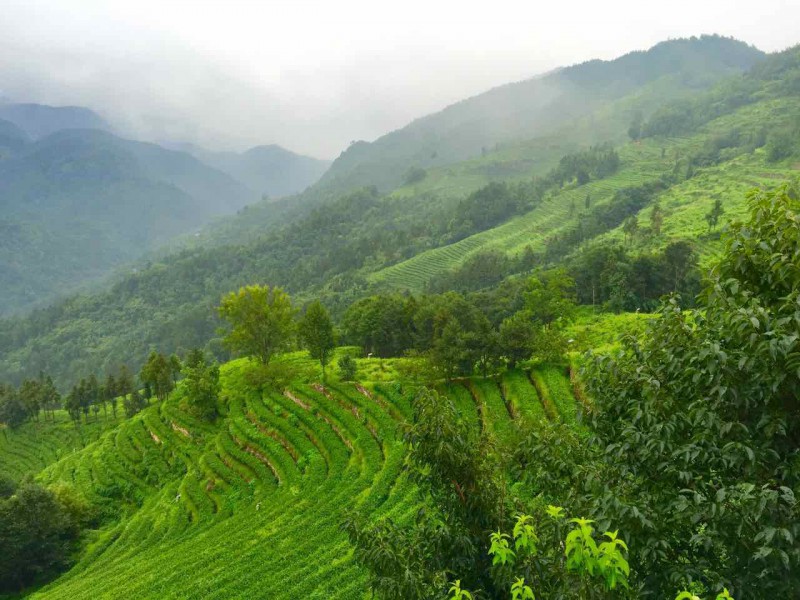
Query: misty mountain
0 118 28 157
0 128 257 315
186 144 331 199
0 102 111 139
318 35 765 193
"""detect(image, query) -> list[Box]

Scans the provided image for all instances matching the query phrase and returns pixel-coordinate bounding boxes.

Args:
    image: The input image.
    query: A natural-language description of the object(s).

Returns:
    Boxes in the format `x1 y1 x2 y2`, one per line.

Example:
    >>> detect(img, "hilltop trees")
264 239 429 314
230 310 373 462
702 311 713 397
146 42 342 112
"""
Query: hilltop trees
218 285 296 365
343 295 415 358
299 301 336 377
140 352 174 402
498 312 536 369
650 200 664 236
0 385 27 429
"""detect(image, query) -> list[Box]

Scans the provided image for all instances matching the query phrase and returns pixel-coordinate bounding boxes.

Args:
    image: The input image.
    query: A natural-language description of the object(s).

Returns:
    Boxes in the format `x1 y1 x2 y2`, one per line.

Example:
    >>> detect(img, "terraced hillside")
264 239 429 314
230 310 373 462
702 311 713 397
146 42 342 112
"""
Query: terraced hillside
0 412 122 483
17 356 579 599
368 97 800 292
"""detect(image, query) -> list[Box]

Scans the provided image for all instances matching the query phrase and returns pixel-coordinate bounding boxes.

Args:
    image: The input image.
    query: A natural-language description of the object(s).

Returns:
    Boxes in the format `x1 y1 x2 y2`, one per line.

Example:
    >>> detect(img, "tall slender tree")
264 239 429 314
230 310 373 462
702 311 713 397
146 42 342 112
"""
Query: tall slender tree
299 301 336 378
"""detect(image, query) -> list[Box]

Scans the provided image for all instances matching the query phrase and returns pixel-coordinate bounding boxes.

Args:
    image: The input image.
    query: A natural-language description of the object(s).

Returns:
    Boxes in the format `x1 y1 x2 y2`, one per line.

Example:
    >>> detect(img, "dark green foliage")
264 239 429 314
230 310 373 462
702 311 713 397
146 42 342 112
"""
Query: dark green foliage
0 482 86 592
343 295 416 357
497 312 536 369
140 351 175 402
705 198 725 230
299 301 336 375
429 250 511 293
449 182 526 240
545 180 668 261
218 285 296 365
337 354 357 381
403 166 428 185
568 241 700 311
579 186 800 597
123 389 145 418
181 351 220 421
765 126 799 163
550 144 620 187
0 385 28 429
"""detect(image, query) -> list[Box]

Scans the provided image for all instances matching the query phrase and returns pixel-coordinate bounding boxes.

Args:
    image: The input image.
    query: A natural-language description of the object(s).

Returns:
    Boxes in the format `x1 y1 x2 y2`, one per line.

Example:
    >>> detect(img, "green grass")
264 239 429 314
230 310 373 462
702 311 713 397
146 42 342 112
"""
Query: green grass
2 352 581 599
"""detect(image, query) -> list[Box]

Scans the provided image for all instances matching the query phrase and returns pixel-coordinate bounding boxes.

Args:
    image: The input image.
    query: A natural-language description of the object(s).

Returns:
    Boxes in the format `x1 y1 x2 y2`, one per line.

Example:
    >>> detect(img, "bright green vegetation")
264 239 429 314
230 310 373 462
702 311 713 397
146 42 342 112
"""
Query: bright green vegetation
0 412 122 483
0 356 575 598
562 308 653 354
501 370 547 424
531 366 579 426
2 37 800 599
368 140 672 291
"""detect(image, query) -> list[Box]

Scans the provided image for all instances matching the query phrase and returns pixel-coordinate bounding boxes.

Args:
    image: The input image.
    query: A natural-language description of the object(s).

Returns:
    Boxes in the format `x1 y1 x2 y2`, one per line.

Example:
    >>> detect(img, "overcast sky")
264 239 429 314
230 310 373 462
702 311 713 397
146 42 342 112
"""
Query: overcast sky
0 0 797 158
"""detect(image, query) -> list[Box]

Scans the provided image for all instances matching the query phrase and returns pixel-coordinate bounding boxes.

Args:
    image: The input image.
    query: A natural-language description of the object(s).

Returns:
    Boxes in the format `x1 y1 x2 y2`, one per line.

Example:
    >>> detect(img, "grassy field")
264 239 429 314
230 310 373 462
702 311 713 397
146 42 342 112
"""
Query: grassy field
5 354 578 599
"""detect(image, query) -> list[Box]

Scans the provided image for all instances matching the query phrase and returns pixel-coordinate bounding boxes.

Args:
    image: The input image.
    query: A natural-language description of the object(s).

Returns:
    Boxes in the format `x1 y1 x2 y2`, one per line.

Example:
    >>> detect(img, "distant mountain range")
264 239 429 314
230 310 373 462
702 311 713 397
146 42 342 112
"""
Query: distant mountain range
0 104 331 314
0 103 111 139
171 142 331 199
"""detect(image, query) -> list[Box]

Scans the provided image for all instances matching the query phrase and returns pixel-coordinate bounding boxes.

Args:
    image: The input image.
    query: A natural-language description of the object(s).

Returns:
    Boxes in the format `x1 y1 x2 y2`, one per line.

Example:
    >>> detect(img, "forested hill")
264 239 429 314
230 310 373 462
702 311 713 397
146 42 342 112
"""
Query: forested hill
2 39 799 388
0 128 257 315
316 35 764 193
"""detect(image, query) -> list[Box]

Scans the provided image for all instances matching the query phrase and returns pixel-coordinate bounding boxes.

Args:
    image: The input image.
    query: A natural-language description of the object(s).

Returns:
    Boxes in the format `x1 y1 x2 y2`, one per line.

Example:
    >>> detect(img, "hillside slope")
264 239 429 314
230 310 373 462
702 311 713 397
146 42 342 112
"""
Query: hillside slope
0 129 256 315
1 40 797 387
317 36 763 193
13 354 576 599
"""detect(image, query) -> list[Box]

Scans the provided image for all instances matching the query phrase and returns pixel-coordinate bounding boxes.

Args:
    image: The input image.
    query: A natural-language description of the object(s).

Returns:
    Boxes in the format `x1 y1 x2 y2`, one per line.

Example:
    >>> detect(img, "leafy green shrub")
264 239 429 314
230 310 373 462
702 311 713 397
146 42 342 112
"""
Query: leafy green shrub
337 355 357 381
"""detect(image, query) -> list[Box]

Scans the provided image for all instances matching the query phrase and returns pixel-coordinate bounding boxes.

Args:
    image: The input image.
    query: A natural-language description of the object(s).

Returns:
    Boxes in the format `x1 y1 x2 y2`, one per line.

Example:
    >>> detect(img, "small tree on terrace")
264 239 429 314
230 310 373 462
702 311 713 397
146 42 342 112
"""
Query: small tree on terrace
140 352 173 402
218 285 296 365
705 197 725 231
498 312 536 369
650 200 664 236
181 350 220 421
299 300 336 378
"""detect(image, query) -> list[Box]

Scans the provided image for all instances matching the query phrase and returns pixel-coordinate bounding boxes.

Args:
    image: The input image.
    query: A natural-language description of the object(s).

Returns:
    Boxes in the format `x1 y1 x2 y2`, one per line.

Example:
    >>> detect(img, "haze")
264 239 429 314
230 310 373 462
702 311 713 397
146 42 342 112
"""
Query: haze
1 0 797 158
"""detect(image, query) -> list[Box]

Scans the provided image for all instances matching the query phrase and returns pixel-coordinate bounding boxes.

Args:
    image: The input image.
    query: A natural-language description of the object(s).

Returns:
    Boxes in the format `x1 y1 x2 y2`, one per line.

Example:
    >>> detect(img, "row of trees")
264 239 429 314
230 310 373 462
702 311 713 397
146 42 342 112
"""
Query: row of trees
215 269 577 386
0 346 217 430
0 374 60 428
